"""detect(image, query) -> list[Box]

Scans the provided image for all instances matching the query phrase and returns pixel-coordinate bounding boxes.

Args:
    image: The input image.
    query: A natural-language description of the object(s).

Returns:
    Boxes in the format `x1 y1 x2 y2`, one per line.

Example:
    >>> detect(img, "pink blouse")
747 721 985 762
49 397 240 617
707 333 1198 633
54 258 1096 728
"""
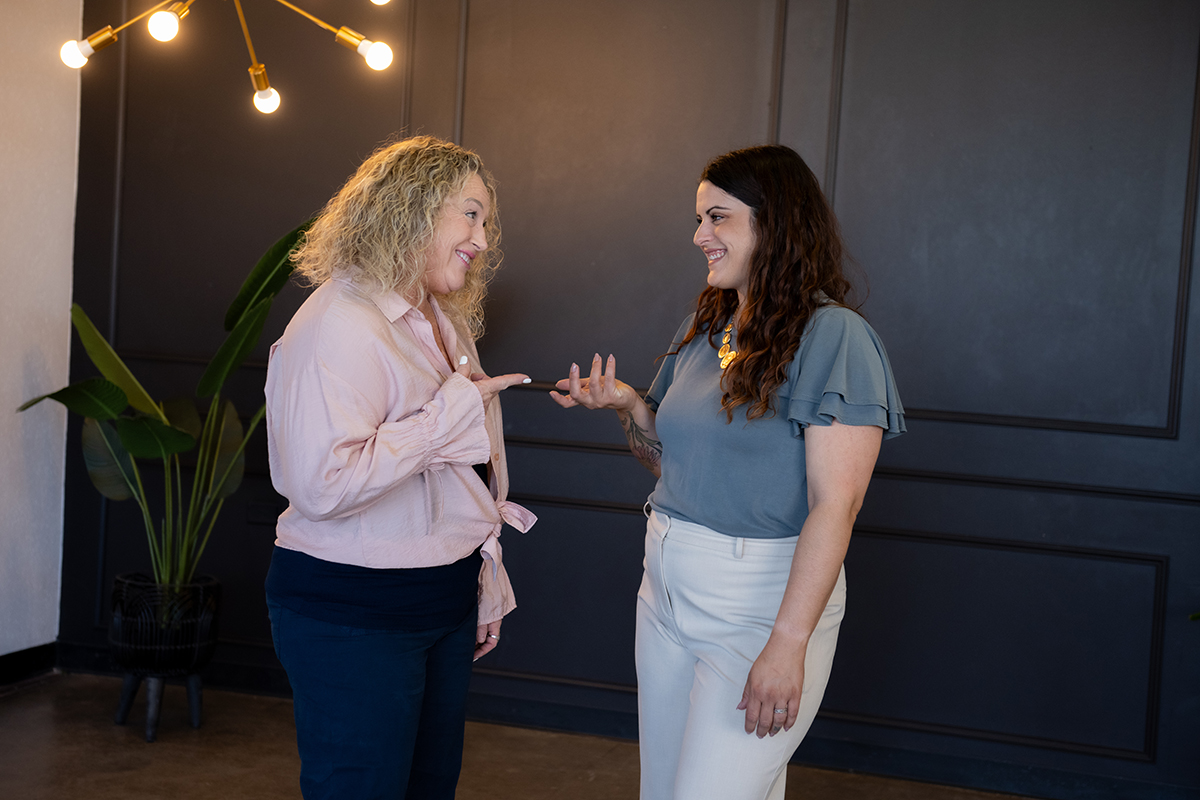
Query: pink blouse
264 277 535 624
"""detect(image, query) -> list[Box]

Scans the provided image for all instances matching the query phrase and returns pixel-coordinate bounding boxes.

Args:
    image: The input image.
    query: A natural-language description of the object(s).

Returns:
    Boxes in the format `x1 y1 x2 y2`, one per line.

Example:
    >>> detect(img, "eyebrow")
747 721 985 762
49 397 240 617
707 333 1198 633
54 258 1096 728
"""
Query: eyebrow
703 205 733 215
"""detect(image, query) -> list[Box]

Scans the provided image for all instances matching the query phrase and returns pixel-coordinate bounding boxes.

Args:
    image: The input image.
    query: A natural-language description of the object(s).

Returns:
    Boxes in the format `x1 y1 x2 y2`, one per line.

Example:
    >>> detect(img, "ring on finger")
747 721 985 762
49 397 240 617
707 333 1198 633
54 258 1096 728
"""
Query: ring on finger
773 707 787 714
487 633 499 640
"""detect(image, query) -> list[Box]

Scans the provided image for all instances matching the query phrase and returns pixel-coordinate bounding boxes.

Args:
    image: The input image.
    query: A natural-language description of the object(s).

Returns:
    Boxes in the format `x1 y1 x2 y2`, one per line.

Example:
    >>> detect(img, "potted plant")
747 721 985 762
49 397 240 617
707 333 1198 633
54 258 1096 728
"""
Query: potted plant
18 222 307 739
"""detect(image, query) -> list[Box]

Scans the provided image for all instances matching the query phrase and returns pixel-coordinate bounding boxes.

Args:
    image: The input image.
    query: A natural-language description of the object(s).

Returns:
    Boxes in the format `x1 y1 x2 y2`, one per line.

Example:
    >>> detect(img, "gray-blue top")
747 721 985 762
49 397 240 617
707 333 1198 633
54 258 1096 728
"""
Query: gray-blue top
645 305 905 539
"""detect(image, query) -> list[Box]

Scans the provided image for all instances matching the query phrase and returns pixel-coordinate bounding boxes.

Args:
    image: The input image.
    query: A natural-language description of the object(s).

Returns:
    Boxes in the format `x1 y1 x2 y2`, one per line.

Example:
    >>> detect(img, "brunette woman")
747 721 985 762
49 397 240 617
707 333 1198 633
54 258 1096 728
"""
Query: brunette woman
552 144 904 800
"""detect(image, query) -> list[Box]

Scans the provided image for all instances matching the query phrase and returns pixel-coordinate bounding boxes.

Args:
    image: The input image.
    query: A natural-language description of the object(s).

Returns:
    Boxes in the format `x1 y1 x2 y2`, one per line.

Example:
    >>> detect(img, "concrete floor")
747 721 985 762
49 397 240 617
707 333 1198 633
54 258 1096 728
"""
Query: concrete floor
0 672 1030 800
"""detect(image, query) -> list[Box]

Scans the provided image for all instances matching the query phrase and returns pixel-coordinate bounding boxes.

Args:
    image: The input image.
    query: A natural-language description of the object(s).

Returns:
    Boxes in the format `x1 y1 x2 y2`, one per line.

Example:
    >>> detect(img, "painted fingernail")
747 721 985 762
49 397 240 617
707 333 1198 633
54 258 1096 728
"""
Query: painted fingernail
571 363 578 372
459 355 469 365
522 378 531 384
594 353 601 360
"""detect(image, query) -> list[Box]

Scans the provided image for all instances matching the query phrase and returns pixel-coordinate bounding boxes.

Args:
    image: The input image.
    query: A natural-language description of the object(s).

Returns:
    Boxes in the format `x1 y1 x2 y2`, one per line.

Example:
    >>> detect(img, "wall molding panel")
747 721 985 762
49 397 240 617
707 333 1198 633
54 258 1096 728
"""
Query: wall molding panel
505 435 1200 507
828 527 1168 762
824 0 1199 438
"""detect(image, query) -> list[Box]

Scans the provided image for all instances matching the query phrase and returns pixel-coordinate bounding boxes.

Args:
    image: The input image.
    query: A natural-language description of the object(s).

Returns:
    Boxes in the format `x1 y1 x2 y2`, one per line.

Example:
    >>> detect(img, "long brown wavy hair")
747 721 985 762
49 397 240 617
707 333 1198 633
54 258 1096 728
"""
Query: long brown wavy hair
681 145 856 421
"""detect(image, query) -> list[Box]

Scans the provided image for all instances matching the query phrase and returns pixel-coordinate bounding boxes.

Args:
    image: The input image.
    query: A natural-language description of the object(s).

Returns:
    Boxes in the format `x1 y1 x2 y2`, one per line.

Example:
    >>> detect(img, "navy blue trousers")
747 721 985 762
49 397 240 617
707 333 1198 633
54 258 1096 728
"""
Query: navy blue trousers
268 601 478 800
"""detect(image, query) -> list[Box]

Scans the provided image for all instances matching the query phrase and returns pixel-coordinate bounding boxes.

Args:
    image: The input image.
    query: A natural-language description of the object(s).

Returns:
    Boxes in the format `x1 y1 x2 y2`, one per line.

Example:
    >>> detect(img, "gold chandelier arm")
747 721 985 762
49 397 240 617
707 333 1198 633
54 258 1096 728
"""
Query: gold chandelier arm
111 0 177 35
270 0 338 34
231 0 260 66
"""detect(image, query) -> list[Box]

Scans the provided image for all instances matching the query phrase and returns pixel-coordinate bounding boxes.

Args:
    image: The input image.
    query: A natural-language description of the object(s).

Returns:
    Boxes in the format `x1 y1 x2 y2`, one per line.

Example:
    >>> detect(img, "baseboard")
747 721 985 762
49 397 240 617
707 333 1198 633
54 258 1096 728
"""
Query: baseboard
55 639 293 697
54 640 117 674
791 737 1200 800
0 643 56 687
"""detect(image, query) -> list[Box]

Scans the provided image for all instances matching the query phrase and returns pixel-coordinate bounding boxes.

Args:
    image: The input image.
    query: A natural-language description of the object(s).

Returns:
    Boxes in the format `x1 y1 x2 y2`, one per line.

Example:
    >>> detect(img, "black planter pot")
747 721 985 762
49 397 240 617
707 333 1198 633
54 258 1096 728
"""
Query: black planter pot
109 573 221 741
109 573 221 676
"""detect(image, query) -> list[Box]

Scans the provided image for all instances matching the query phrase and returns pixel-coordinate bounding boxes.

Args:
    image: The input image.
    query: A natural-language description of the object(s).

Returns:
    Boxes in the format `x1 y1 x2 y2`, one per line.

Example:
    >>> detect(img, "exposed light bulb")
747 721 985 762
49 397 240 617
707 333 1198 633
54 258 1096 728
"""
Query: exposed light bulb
254 87 281 114
371 0 391 5
60 40 90 69
360 40 393 70
147 10 181 42
60 26 115 69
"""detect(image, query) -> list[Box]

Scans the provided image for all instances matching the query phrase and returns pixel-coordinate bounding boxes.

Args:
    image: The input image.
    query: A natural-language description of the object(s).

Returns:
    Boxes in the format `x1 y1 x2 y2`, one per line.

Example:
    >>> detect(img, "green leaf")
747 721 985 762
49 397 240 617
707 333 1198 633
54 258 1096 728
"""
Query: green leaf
116 416 196 460
162 396 203 440
19 377 128 419
81 418 135 501
70 305 165 423
197 297 272 398
213 399 246 499
224 220 311 332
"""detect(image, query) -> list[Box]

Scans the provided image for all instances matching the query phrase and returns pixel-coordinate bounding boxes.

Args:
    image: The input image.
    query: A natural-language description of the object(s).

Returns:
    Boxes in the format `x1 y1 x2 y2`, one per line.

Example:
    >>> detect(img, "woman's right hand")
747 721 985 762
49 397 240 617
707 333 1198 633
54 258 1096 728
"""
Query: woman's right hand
457 357 529 408
553 353 663 476
550 353 637 412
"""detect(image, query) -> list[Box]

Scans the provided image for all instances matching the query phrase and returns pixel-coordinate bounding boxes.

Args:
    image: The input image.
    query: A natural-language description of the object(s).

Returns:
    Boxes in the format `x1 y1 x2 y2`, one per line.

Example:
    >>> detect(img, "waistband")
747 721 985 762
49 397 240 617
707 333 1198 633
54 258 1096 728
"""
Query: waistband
647 509 799 558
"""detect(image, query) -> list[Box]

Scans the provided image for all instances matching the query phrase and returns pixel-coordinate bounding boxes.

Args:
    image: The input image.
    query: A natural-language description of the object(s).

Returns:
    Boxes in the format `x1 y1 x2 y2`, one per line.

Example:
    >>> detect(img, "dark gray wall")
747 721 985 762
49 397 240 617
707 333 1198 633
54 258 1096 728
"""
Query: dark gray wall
60 1 1199 797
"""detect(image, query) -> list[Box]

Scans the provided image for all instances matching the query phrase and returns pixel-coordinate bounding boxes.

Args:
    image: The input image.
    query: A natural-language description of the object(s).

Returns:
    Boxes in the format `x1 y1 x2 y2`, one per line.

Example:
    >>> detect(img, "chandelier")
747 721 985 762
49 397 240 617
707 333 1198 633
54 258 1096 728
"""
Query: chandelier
60 0 395 114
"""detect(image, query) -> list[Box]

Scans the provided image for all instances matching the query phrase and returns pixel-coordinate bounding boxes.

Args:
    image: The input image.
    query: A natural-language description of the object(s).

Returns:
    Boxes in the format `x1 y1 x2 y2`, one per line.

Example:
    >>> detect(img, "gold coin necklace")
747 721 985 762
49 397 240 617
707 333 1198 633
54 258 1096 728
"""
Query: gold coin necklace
719 322 737 369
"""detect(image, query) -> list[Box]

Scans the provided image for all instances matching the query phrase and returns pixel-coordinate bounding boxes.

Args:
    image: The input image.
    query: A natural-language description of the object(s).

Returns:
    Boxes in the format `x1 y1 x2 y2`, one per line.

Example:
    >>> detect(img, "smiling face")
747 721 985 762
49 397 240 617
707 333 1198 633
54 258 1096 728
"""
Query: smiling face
694 180 756 303
422 172 491 296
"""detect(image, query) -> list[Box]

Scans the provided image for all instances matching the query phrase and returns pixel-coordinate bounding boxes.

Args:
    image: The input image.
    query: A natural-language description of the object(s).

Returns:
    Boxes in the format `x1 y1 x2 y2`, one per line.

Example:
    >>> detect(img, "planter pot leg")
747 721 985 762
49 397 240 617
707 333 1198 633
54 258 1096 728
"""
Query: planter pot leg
186 674 203 728
145 677 164 743
114 673 142 725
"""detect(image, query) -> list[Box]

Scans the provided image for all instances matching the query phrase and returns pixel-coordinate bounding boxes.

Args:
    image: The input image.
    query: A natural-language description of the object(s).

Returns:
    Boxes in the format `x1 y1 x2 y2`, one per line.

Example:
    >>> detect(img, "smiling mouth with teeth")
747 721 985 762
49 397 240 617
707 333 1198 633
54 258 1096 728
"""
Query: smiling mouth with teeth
706 249 726 261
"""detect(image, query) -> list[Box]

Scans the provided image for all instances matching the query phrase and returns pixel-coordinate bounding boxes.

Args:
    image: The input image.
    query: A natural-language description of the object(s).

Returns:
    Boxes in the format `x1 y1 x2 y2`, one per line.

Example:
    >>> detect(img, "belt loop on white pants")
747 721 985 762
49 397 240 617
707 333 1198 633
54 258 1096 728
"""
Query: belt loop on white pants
733 537 744 558
643 501 653 519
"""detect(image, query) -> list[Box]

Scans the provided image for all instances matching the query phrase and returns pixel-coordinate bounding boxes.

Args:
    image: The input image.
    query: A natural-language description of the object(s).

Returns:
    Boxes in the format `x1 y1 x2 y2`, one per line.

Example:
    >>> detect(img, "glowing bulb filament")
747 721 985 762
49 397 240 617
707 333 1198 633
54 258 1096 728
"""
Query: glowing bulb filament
60 40 90 68
359 39 393 70
254 88 281 113
147 10 181 42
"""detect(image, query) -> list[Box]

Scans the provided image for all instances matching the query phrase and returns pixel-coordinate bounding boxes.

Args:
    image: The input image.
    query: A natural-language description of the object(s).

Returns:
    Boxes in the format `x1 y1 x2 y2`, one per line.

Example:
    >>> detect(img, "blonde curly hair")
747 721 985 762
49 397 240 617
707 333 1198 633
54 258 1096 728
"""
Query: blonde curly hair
292 136 501 339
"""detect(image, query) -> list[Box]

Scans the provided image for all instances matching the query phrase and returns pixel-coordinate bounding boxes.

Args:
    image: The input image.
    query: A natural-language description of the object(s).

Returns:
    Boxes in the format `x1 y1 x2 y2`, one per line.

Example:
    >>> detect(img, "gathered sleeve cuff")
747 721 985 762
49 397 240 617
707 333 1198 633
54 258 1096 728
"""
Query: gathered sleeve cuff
785 308 906 440
477 560 516 624
476 500 537 623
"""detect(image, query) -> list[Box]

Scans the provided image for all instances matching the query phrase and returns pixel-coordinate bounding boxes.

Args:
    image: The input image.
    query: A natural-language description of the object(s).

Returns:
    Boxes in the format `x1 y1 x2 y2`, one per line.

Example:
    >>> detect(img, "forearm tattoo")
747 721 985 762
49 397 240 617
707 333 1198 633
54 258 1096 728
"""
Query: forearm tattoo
618 411 662 472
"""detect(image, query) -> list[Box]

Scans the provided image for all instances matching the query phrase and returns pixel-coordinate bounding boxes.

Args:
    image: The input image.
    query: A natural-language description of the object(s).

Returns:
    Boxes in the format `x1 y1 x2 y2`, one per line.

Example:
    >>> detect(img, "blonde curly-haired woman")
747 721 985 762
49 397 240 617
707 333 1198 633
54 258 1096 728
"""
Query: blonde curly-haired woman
264 136 535 799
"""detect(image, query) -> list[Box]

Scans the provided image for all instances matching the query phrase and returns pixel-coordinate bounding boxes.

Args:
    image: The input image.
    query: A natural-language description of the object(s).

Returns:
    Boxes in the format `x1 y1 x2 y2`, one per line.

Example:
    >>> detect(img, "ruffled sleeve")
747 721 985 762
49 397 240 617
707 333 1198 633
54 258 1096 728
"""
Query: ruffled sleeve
784 306 905 439
645 314 696 412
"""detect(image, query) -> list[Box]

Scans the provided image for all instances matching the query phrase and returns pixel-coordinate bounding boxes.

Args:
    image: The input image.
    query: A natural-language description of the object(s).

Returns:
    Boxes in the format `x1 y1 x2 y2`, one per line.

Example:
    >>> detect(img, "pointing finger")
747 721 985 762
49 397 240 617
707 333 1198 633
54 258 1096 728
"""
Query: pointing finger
495 373 531 389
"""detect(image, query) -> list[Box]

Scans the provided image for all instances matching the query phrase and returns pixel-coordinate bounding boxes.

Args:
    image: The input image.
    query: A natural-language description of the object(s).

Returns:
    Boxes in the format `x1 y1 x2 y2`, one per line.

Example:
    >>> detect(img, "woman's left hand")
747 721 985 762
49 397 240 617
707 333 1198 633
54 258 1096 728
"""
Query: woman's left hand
737 421 882 739
474 619 502 661
737 635 806 738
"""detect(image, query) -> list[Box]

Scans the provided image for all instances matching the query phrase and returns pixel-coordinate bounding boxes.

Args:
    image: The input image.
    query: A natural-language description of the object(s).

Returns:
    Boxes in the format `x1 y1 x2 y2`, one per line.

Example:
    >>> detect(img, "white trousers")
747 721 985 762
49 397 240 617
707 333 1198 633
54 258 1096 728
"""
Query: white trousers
635 510 846 800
